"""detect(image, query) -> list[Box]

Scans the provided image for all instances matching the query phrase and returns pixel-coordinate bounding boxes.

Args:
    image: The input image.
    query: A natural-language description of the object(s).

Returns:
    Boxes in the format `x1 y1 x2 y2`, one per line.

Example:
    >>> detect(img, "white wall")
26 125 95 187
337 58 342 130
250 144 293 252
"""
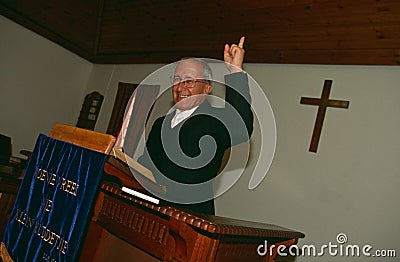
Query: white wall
217 64 400 261
0 15 93 156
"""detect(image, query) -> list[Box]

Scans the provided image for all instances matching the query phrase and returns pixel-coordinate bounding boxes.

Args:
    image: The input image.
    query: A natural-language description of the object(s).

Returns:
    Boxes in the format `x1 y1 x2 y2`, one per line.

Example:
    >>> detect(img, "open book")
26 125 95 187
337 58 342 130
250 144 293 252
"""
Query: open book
111 147 156 183
110 147 163 204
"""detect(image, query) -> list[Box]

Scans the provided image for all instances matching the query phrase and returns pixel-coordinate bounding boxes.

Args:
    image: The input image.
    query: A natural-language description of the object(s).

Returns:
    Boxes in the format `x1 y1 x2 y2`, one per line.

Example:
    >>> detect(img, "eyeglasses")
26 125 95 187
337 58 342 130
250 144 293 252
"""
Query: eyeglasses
171 76 209 88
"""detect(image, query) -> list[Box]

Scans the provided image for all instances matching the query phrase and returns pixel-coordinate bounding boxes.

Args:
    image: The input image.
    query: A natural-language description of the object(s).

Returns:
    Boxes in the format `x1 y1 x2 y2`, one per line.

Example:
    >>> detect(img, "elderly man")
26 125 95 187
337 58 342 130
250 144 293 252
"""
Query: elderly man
138 37 253 215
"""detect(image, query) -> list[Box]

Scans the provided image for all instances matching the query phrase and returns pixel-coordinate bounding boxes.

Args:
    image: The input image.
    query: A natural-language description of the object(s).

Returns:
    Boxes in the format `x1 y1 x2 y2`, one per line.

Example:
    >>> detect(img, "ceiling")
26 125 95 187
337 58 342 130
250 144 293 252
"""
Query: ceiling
1 0 399 65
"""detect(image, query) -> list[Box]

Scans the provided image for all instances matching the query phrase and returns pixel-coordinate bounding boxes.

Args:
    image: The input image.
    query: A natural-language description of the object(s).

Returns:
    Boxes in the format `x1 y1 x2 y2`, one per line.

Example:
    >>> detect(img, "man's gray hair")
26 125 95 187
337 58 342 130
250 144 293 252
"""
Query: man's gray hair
178 57 213 82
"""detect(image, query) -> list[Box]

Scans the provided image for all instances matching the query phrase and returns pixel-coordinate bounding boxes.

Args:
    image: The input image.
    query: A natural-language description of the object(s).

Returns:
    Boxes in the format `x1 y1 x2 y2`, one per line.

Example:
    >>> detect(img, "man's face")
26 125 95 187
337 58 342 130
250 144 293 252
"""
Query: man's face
172 60 212 111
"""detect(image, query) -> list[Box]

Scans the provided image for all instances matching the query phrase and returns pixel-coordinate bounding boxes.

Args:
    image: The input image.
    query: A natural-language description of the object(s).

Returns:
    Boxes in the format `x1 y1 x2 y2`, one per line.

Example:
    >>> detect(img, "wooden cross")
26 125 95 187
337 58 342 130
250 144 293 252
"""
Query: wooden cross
300 80 349 153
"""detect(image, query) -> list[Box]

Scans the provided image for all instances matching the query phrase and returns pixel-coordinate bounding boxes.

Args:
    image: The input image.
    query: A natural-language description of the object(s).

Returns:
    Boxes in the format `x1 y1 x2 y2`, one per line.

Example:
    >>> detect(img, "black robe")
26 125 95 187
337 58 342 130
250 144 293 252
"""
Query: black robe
138 72 253 215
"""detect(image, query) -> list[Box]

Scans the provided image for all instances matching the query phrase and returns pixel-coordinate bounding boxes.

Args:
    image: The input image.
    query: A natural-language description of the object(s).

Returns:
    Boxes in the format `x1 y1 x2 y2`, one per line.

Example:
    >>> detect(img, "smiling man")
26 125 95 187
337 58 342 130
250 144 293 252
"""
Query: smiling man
172 58 212 111
138 37 253 215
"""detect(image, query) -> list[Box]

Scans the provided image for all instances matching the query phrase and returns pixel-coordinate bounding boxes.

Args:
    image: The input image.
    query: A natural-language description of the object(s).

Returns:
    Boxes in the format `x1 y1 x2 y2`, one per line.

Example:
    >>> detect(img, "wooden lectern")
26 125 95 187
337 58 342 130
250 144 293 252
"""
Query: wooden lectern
0 125 304 261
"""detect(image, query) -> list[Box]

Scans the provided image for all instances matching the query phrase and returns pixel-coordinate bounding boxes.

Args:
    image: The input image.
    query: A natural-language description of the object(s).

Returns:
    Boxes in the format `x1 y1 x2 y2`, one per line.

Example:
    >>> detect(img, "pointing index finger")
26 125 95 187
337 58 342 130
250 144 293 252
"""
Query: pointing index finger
238 36 245 49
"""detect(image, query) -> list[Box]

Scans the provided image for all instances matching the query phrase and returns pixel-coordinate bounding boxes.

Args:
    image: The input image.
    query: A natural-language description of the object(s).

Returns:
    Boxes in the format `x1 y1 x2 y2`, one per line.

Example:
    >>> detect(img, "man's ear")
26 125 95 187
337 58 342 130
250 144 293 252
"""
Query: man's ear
203 83 212 94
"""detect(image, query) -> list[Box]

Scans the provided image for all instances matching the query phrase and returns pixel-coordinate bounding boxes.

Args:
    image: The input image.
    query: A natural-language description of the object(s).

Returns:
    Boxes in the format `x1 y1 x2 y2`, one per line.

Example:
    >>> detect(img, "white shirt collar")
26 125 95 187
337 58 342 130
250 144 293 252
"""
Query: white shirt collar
171 106 199 128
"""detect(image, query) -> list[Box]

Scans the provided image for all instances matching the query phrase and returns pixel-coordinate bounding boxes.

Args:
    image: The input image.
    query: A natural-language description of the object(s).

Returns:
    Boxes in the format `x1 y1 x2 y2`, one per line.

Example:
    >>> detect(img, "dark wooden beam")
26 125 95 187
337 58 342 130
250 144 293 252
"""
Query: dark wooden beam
1 0 400 65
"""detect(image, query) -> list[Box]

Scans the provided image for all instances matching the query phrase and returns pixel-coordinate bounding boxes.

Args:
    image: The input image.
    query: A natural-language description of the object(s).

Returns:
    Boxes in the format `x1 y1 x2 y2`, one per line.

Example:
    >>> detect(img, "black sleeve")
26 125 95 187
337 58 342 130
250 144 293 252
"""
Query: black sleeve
224 72 254 145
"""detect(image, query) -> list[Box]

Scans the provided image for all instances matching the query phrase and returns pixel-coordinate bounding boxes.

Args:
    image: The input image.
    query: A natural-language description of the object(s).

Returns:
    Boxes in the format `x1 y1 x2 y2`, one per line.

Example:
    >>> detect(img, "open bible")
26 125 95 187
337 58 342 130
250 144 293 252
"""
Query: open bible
111 147 156 183
110 147 162 205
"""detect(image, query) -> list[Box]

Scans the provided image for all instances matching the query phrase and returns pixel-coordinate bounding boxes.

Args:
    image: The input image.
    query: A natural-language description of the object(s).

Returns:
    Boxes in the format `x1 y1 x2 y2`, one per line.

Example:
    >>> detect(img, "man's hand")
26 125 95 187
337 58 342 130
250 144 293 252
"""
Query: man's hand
224 36 245 73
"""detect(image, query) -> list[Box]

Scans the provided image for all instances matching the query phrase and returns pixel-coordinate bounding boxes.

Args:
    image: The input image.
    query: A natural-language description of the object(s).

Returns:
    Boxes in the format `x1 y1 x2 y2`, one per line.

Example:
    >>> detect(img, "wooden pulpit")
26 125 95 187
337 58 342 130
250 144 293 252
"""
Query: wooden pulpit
0 124 304 261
